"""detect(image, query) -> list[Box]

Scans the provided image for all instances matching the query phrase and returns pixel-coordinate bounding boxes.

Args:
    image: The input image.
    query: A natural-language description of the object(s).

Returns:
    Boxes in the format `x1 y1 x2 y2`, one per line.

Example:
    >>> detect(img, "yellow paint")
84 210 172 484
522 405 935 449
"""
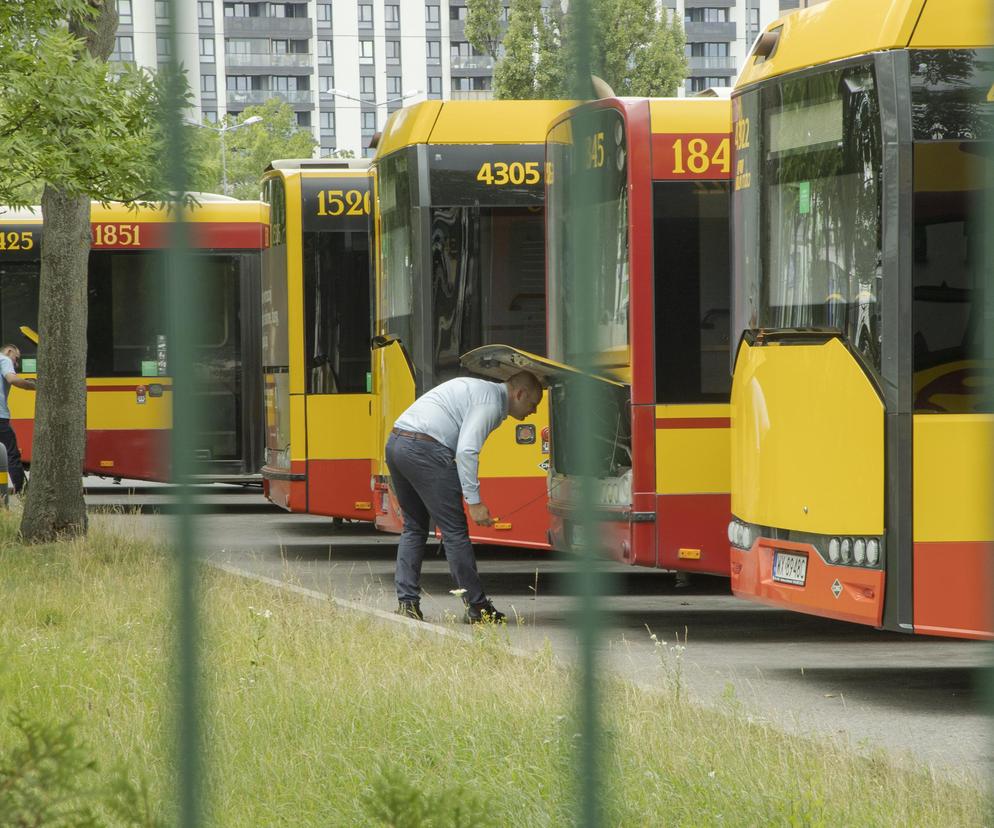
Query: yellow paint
19 326 38 344
90 200 268 225
493 522 512 530
373 340 416 476
678 548 702 560
730 339 884 535
910 0 992 48
305 394 376 460
86 389 171 429
736 0 925 90
376 100 575 159
914 414 993 542
99 461 114 468
290 393 307 461
479 393 549 480
655 406 730 495
649 99 731 136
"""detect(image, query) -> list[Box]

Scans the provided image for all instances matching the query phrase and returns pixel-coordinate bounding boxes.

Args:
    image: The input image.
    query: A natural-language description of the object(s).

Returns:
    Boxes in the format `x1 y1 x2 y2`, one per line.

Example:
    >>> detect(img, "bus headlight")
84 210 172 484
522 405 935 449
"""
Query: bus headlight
727 521 737 545
866 538 880 566
828 537 840 563
840 538 852 563
853 538 866 565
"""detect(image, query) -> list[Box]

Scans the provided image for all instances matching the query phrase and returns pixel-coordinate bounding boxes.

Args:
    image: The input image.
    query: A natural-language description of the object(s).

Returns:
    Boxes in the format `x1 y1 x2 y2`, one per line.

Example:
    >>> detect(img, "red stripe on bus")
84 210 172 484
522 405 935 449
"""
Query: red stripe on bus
90 222 267 250
655 417 730 429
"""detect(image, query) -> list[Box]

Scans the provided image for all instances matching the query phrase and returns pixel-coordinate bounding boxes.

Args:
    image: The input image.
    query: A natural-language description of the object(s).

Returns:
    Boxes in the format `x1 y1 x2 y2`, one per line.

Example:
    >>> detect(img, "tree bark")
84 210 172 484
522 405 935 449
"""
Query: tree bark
19 1 117 541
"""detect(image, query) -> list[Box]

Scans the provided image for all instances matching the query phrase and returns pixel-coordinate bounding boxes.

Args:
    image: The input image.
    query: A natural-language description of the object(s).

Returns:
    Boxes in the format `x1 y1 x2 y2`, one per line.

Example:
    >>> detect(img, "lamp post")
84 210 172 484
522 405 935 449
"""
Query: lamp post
188 115 263 195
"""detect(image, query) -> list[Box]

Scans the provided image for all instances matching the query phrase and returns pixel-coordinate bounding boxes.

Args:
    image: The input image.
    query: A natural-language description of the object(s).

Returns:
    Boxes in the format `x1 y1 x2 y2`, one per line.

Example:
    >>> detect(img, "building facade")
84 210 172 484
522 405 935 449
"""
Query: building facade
112 0 805 158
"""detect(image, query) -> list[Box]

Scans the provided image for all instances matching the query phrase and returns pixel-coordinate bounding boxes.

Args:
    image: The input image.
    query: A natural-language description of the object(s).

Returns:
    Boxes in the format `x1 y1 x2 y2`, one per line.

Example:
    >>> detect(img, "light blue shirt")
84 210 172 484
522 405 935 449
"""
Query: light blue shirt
394 377 509 504
0 354 15 419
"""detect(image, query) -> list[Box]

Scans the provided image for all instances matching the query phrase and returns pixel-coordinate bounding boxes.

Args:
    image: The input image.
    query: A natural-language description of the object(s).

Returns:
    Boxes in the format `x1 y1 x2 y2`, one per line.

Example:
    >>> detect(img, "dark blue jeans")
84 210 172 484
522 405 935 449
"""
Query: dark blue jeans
0 419 25 493
385 432 485 605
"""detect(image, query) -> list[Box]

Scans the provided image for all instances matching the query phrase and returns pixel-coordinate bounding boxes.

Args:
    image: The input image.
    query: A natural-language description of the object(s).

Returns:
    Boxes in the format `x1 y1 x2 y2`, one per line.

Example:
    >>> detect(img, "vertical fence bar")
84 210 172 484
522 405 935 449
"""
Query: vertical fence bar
162 3 205 826
567 4 603 826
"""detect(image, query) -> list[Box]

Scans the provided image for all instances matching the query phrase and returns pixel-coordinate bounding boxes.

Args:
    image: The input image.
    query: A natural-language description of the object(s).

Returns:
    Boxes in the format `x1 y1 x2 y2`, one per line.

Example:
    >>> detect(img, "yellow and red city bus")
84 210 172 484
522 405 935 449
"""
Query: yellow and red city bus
728 0 992 638
0 196 267 481
260 159 377 518
468 97 733 572
371 100 573 548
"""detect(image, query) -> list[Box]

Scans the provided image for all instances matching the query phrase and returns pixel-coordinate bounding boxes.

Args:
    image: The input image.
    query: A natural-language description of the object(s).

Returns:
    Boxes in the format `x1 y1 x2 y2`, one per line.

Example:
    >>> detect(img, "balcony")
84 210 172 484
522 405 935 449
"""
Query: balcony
684 21 736 41
227 89 313 107
225 53 313 69
687 56 735 71
450 54 494 71
223 17 311 37
450 90 493 101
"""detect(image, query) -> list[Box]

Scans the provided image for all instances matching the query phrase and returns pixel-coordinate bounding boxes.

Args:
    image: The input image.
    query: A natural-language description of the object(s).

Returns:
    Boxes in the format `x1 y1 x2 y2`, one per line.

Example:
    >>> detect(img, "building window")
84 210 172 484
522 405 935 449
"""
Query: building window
271 76 304 92
385 4 400 27
449 5 467 21
358 3 373 24
226 75 251 91
318 40 333 63
748 7 760 39
154 1 168 19
688 42 729 57
271 39 288 54
111 35 134 62
360 75 376 102
317 3 332 23
385 39 400 64
361 111 376 132
224 2 250 16
204 110 218 123
386 75 401 97
156 36 171 56
428 76 442 98
201 74 217 94
685 7 728 23
319 75 335 93
199 37 215 58
426 4 440 27
320 111 335 132
359 40 374 64
198 1 213 20
117 0 132 24
426 40 440 65
296 111 311 127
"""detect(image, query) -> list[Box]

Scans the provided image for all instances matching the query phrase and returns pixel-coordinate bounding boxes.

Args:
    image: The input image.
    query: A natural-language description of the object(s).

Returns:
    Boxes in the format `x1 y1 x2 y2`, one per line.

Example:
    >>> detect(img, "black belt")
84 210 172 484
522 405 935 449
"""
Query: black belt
392 428 440 444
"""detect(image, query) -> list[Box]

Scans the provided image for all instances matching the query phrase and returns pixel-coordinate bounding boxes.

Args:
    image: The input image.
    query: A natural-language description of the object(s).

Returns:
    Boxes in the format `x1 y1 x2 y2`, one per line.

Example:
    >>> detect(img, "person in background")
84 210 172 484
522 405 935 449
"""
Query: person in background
0 344 36 494
386 371 544 623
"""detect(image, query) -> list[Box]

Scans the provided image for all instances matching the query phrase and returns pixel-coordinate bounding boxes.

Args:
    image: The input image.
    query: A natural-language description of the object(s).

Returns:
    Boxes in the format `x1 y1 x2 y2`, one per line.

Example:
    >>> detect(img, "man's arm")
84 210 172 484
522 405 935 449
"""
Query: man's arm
5 373 35 391
455 404 503 523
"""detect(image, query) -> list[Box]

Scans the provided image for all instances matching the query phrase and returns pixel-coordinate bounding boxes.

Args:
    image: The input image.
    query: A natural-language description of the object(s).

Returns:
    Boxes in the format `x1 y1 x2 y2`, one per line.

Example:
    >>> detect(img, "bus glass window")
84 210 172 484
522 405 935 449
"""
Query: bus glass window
547 108 629 368
758 63 883 372
303 229 371 393
653 181 731 403
430 205 545 381
910 49 992 414
378 151 416 359
0 263 40 359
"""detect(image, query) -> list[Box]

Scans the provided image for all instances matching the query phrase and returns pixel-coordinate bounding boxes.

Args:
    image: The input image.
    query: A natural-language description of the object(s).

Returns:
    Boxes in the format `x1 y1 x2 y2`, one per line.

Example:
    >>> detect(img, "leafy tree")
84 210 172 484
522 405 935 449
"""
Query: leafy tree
188 97 315 199
0 0 172 541
494 0 687 100
465 0 505 60
493 0 543 99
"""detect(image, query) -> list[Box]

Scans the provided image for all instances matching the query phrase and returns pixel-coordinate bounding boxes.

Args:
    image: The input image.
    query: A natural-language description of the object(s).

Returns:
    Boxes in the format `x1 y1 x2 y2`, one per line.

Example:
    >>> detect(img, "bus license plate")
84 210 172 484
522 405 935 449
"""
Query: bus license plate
772 551 807 586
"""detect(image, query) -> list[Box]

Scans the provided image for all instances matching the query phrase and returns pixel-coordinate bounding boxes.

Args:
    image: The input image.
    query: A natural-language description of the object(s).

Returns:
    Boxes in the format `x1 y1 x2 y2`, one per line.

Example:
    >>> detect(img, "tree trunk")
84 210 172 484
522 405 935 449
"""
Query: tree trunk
19 2 117 541
19 187 91 541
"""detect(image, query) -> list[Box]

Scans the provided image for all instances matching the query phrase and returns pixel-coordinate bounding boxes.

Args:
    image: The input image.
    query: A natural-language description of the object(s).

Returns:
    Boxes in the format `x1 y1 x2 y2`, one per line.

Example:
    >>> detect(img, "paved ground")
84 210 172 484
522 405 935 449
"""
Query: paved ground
85 478 993 781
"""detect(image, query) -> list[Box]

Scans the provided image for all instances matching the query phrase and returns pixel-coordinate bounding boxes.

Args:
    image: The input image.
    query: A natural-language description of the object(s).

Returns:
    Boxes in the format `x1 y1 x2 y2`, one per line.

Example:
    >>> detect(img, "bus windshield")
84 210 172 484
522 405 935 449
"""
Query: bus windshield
547 108 630 369
735 63 883 372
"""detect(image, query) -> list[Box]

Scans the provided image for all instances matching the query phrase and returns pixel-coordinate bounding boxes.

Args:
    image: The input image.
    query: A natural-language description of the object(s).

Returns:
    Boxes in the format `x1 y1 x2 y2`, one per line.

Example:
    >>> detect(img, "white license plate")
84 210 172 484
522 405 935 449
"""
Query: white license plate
772 551 807 586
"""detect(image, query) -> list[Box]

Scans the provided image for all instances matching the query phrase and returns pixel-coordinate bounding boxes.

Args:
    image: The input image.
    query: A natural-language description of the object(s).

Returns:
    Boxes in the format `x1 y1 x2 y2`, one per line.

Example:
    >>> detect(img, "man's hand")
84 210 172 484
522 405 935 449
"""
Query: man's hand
467 502 493 527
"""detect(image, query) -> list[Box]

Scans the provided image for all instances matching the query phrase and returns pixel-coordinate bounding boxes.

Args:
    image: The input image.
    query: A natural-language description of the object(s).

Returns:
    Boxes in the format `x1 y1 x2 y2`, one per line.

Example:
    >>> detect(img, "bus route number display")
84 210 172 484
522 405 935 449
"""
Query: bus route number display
302 176 371 232
0 229 36 252
429 146 545 206
475 161 543 186
652 133 731 180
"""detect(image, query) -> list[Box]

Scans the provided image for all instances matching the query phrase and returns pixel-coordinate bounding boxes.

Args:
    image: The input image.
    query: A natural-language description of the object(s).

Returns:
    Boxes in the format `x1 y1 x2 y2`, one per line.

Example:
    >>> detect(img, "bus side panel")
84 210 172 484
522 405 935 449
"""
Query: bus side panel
373 340 415 534
912 414 993 639
656 493 730 575
85 429 169 481
307 459 374 520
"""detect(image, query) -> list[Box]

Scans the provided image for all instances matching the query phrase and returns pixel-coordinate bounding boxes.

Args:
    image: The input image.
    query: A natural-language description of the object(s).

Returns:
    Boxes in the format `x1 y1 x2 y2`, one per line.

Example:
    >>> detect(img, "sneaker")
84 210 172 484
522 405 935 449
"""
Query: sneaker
396 600 424 621
463 599 506 625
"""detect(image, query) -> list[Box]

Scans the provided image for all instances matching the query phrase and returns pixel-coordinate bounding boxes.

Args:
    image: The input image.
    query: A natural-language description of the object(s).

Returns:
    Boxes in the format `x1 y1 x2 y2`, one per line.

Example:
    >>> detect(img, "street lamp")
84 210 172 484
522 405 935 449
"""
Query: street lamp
188 115 263 195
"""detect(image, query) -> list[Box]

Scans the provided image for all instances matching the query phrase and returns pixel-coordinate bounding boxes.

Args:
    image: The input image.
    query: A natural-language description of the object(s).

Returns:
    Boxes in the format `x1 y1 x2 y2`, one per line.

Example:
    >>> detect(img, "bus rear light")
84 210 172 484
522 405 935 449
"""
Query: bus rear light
840 538 852 563
853 538 866 565
866 539 880 566
828 538 840 563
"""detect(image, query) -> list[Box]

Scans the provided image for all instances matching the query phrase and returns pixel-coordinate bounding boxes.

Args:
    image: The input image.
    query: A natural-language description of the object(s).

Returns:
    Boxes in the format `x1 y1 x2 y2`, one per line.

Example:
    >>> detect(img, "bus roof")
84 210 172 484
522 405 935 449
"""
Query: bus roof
375 99 575 158
266 158 370 171
0 200 268 225
546 97 730 140
736 0 990 91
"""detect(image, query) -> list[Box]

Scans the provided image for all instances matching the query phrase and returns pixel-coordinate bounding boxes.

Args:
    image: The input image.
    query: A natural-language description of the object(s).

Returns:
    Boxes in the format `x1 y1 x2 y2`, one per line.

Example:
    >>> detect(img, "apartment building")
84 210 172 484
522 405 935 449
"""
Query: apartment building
111 0 806 158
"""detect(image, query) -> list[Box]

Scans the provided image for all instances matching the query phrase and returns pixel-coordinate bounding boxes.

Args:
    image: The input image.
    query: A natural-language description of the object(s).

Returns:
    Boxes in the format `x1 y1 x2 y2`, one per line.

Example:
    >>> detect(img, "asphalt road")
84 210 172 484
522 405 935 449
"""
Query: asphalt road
84 478 993 781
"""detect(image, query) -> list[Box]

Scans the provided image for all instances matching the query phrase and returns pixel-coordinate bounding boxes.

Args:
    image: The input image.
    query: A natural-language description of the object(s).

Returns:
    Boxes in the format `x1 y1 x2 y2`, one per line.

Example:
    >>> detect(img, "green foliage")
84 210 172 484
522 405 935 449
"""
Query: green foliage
187 98 315 199
0 0 177 207
0 710 163 827
493 0 687 100
362 765 483 828
465 0 504 59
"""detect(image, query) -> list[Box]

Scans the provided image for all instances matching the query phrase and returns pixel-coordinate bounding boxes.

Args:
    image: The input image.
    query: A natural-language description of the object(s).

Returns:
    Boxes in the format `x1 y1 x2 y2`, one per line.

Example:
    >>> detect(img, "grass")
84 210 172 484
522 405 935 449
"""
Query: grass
0 510 988 826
